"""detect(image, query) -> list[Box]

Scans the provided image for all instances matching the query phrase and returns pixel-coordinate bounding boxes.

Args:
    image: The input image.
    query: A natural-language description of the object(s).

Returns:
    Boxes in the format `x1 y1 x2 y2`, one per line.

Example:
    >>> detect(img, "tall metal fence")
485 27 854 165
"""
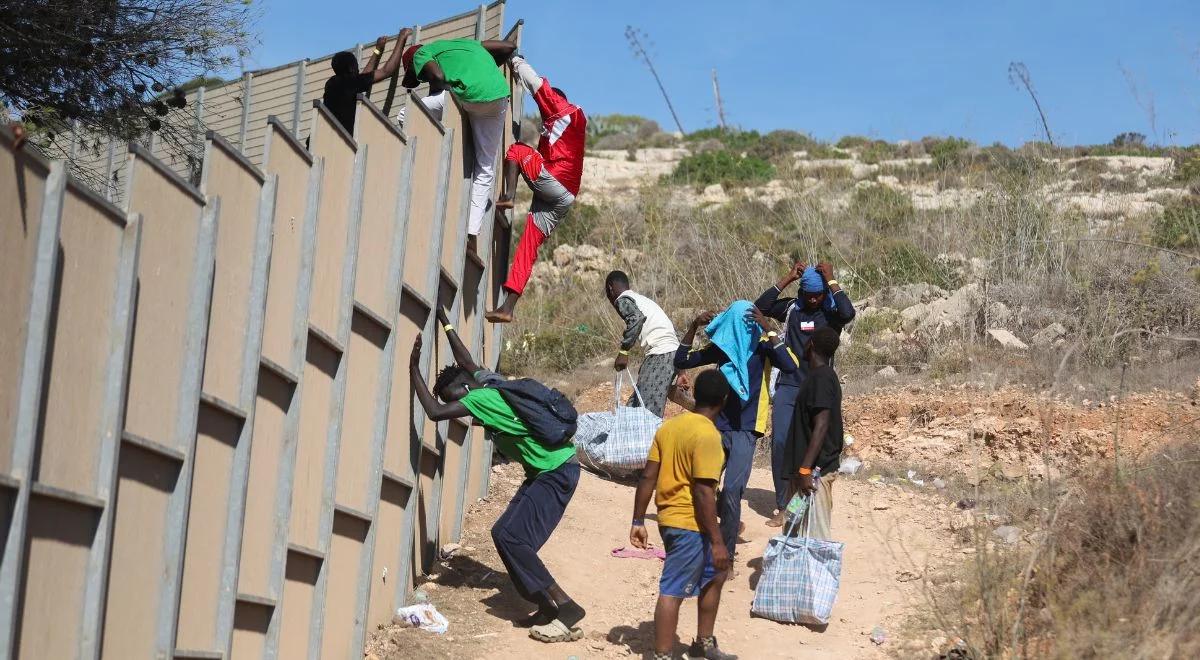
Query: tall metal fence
0 3 522 658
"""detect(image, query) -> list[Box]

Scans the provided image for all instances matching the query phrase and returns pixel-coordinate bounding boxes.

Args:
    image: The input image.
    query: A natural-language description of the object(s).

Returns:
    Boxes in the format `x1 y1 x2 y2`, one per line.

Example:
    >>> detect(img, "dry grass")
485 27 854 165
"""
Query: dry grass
912 430 1200 659
505 150 1200 381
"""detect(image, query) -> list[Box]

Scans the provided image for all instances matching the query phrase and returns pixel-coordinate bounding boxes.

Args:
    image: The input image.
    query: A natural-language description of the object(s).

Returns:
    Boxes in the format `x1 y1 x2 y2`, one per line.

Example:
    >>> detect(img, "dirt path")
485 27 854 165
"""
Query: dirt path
369 461 953 659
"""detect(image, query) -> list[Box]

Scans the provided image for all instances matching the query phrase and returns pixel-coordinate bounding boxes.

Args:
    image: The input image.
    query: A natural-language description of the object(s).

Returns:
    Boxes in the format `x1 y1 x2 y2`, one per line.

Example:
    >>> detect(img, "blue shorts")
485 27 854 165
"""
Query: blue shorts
659 527 717 598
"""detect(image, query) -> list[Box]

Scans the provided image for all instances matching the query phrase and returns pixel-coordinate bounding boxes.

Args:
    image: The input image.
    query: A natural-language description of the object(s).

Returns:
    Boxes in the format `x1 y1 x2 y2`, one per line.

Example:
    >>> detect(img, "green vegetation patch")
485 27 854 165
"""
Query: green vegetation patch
666 150 775 188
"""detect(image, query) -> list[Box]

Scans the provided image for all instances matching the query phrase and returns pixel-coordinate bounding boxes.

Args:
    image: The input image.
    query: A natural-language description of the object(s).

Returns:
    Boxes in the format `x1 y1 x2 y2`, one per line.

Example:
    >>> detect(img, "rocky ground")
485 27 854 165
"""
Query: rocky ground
365 380 1197 659
367 460 953 660
578 147 1188 219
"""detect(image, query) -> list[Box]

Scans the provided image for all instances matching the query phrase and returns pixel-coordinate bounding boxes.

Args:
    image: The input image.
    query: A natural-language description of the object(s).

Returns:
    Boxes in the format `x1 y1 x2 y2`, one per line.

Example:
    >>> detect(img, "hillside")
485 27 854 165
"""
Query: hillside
500 126 1198 397
365 125 1199 659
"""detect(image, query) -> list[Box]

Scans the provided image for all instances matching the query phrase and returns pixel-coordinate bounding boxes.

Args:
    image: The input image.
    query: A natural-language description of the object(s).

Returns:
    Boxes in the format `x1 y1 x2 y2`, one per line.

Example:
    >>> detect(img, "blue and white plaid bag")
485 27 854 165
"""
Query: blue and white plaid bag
750 495 844 625
574 372 662 475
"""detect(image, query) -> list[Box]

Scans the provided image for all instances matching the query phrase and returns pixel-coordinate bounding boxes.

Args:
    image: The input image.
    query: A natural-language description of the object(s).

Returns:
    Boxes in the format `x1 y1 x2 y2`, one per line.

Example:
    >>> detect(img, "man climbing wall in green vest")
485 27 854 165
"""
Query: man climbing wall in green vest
402 37 516 259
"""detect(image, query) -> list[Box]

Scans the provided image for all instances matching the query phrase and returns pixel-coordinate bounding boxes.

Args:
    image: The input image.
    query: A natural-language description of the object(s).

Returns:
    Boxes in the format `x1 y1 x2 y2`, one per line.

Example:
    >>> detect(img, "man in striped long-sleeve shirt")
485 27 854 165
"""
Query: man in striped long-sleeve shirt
605 271 680 418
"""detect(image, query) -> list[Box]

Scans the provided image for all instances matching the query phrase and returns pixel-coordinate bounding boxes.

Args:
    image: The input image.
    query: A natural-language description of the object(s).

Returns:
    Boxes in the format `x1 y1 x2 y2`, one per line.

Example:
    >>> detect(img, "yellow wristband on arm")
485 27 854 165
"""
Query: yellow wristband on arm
619 349 630 356
443 324 454 333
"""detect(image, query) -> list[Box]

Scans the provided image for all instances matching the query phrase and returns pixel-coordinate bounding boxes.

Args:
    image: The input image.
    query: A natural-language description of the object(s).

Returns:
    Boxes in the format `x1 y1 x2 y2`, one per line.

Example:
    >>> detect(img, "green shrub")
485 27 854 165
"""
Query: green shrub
849 184 915 230
1175 154 1200 184
685 127 765 153
752 130 818 161
587 114 664 149
1152 196 1200 250
804 143 852 160
856 239 959 289
836 135 872 149
686 128 818 163
859 140 898 164
666 151 775 187
853 308 902 337
929 137 972 169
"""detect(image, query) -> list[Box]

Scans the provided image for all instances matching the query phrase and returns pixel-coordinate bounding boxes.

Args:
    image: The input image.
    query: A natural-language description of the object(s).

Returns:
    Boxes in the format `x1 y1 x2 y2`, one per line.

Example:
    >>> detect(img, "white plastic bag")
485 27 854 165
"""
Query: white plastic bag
394 603 449 634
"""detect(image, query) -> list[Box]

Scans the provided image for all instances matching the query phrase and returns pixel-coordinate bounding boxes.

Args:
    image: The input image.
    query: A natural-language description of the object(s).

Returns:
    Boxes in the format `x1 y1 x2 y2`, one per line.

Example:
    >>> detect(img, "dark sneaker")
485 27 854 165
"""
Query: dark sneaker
688 636 737 660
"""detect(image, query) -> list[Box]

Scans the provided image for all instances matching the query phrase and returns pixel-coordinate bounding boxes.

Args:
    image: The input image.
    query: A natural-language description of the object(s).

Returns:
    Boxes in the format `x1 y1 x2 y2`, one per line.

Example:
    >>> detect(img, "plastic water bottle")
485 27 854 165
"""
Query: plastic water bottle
783 467 821 529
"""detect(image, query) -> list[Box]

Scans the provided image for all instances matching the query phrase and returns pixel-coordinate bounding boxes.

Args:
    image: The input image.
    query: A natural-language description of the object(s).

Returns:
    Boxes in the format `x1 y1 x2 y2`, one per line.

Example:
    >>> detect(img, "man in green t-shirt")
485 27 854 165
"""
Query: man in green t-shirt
402 38 516 257
410 309 586 643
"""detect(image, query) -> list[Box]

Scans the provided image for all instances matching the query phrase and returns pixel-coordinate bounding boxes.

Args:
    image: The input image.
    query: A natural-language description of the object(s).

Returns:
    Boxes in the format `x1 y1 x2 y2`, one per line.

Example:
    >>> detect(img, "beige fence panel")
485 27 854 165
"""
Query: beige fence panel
175 132 277 657
102 144 217 660
4 4 522 657
0 138 49 476
0 130 143 658
435 96 478 546
276 99 367 659
0 138 50 654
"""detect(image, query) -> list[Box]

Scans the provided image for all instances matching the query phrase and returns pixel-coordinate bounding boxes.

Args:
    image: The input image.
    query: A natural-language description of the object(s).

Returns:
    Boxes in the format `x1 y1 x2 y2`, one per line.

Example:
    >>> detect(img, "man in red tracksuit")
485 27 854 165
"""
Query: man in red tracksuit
485 55 586 324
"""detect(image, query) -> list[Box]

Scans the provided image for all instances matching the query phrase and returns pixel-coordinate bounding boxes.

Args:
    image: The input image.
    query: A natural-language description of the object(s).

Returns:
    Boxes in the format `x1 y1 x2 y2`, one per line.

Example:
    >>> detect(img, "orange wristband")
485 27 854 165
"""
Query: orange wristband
798 467 813 476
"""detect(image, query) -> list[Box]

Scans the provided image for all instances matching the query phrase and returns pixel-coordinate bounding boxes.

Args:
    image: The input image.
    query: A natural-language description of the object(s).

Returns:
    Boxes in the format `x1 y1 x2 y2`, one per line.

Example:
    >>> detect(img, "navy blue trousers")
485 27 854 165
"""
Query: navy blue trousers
770 383 800 511
491 460 580 602
718 430 756 555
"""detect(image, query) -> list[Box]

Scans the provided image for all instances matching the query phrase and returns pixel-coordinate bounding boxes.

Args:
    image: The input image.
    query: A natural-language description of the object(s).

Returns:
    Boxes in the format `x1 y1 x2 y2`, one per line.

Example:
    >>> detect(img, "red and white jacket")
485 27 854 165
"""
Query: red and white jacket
506 78 586 196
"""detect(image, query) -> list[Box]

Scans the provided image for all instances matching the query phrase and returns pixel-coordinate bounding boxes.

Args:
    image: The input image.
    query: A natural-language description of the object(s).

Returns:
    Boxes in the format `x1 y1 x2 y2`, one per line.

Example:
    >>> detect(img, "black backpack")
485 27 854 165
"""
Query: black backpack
487 378 578 447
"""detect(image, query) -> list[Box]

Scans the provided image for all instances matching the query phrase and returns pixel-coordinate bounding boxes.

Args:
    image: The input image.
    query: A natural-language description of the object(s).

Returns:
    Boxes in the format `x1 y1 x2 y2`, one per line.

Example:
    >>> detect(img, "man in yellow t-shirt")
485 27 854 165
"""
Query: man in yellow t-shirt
629 370 738 660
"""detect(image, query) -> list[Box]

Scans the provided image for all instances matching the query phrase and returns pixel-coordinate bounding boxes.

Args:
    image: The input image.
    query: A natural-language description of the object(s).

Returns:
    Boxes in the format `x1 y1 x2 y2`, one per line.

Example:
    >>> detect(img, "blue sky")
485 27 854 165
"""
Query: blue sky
246 0 1200 146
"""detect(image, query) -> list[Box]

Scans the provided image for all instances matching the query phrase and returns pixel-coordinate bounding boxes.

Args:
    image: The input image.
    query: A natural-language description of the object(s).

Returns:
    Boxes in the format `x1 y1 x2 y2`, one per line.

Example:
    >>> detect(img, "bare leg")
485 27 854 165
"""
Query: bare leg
695 569 728 639
654 595 683 655
486 291 520 323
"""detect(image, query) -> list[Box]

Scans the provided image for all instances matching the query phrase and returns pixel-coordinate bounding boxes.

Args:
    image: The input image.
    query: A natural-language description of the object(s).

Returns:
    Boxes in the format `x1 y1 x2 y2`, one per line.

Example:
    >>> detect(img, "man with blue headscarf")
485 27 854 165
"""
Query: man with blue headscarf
674 303 797 557
754 261 856 526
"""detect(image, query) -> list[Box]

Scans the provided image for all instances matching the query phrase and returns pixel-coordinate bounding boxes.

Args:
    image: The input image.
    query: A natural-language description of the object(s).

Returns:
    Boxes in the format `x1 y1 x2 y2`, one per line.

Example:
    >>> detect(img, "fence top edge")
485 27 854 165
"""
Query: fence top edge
311 100 359 152
265 116 315 166
66 176 130 228
127 141 208 206
205 131 267 184
356 94 408 144
234 0 506 80
1 126 53 175
408 91 447 136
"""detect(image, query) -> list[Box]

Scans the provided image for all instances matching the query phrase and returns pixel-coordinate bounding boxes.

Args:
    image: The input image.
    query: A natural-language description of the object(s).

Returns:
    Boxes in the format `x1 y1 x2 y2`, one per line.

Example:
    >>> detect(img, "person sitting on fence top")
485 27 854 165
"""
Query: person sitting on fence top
484 54 587 324
322 28 410 135
784 326 844 541
408 308 587 644
753 261 855 527
629 369 738 660
601 270 681 418
402 37 516 259
673 303 797 559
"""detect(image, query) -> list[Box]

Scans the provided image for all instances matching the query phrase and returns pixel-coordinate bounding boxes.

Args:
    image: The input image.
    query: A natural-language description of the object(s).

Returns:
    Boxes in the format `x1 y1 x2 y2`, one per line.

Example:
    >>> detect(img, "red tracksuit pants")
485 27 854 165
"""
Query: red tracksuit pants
503 214 547 295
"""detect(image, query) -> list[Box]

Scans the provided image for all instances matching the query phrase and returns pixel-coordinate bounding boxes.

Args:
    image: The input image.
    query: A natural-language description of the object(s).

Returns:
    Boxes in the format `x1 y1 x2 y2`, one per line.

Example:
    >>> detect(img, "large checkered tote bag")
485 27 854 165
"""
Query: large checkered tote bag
574 372 662 474
750 494 844 625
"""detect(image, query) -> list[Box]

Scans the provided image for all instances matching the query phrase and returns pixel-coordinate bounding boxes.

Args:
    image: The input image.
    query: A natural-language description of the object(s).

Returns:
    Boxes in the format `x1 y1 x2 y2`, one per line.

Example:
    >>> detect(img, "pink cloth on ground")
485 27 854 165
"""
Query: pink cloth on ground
611 546 666 561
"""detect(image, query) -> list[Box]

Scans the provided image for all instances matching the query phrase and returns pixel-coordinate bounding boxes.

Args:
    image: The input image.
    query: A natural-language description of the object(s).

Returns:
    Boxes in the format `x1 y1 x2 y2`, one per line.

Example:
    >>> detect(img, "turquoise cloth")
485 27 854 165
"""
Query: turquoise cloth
705 300 761 402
